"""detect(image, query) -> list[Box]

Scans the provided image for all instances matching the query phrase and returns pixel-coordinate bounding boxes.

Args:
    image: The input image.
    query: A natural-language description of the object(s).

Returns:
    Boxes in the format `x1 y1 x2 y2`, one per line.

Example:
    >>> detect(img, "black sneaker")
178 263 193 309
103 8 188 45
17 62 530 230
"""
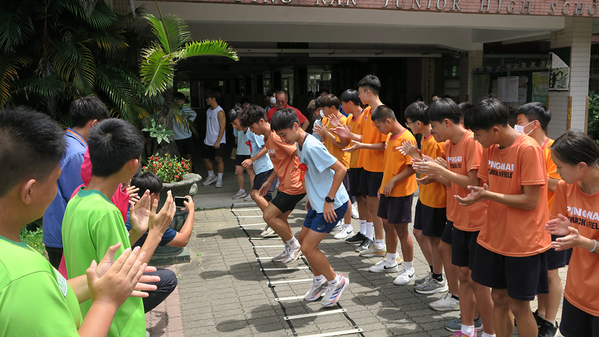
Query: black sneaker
538 318 558 337
345 232 366 243
355 238 372 253
533 309 543 327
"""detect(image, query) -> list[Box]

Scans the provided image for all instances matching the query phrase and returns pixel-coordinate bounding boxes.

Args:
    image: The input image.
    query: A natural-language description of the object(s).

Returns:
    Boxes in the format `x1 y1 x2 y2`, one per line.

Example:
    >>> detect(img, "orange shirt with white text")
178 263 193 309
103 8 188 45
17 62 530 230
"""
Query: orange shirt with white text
380 130 418 198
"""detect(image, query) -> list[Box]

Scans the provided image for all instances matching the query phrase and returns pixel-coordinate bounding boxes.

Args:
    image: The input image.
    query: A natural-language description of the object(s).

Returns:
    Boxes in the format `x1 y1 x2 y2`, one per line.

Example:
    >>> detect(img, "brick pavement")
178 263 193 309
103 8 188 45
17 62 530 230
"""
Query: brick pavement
145 199 567 336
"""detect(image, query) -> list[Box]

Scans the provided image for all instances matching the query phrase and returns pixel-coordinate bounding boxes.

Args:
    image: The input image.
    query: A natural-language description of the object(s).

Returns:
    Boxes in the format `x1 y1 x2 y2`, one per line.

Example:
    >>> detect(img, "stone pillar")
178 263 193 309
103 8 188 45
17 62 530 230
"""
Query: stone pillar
548 17 592 139
459 50 483 103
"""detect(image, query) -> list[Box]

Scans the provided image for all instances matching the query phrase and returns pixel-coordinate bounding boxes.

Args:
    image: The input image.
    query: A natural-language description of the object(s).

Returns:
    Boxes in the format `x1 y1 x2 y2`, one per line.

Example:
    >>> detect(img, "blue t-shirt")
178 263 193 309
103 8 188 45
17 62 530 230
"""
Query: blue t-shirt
246 130 273 175
42 129 86 248
297 134 349 213
233 129 251 156
124 209 177 247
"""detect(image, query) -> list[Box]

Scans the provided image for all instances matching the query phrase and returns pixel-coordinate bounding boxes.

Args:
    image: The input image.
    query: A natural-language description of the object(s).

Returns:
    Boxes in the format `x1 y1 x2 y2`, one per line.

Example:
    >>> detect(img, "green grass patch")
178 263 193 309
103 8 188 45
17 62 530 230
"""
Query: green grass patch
19 218 47 258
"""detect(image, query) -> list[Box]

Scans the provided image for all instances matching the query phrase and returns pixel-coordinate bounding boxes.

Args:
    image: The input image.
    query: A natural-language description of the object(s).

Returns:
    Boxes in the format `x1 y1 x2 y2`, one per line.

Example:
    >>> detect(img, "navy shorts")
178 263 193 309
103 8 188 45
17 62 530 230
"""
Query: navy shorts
360 170 383 198
451 228 479 269
252 169 273 191
414 200 446 238
348 168 363 197
560 297 599 337
235 154 250 166
272 191 306 213
471 244 549 301
342 173 354 204
441 220 454 245
304 201 349 233
176 137 194 157
377 194 413 224
202 143 226 159
546 235 569 270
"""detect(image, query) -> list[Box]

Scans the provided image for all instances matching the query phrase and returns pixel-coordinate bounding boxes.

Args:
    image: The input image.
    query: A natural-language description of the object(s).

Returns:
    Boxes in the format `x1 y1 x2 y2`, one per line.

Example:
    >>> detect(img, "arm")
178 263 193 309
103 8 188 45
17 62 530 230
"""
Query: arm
322 161 347 223
301 119 309 131
242 147 268 169
167 196 195 247
213 110 226 149
259 170 277 196
333 125 362 142
546 214 599 251
456 184 541 210
548 177 559 193
139 192 176 264
412 158 479 189
314 123 350 149
343 140 385 153
382 166 416 196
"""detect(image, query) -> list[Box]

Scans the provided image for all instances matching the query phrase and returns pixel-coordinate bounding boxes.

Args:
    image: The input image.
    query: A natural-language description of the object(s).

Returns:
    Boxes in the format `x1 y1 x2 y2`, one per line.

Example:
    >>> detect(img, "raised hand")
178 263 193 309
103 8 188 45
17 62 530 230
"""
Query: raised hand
545 214 572 236
435 157 448 169
332 125 351 139
130 190 151 235
328 113 342 128
552 226 580 251
183 195 195 212
397 141 420 159
149 190 176 235
343 140 363 153
455 183 489 206
127 184 140 204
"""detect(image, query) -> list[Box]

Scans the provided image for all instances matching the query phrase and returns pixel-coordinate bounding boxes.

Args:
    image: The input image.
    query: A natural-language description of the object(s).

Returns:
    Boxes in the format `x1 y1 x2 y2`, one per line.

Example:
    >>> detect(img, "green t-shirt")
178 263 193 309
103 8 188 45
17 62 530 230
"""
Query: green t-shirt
0 235 81 336
63 189 145 337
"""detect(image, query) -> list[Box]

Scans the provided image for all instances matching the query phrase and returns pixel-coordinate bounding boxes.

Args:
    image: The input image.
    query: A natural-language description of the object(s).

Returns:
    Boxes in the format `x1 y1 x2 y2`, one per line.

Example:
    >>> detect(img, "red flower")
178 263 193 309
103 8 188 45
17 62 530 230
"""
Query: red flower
175 175 179 179
246 140 252 153
298 163 308 181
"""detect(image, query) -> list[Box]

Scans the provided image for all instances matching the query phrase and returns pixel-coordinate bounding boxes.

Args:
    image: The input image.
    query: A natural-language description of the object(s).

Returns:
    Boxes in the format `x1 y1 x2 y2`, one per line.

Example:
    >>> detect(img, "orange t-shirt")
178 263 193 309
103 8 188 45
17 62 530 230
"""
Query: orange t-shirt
445 131 487 230
477 134 551 257
380 130 418 197
346 111 365 169
419 134 447 209
264 133 305 195
322 115 351 169
543 138 561 211
552 180 599 316
357 106 386 173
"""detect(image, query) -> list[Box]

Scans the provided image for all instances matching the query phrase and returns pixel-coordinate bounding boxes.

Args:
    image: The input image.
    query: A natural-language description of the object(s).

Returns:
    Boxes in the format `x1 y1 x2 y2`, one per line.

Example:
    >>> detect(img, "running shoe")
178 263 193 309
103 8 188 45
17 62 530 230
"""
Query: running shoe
451 331 474 337
415 277 449 294
203 175 217 186
281 241 301 265
243 194 253 202
304 279 327 302
215 180 223 188
355 238 372 253
393 267 415 286
271 245 289 262
331 219 344 234
430 292 460 311
232 190 247 199
537 318 558 337
369 259 399 273
334 226 354 240
321 275 350 307
345 232 366 243
445 315 482 332
260 226 278 238
359 244 386 257
351 204 359 219
415 271 432 285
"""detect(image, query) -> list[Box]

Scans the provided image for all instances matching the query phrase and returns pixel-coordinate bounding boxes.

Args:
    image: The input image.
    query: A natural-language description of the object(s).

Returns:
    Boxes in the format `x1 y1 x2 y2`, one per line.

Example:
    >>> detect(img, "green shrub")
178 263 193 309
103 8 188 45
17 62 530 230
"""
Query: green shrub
19 219 47 257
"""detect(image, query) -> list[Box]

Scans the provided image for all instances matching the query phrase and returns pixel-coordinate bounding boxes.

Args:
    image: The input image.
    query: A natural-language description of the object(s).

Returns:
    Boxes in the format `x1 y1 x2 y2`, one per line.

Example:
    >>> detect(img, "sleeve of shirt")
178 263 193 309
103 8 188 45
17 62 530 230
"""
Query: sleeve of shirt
466 138 483 172
58 154 85 202
160 228 177 246
437 141 446 159
233 129 239 137
550 181 568 217
310 143 338 173
183 107 197 122
546 153 561 180
477 148 489 180
255 134 265 147
91 211 128 260
0 273 80 336
278 138 297 156
520 145 547 186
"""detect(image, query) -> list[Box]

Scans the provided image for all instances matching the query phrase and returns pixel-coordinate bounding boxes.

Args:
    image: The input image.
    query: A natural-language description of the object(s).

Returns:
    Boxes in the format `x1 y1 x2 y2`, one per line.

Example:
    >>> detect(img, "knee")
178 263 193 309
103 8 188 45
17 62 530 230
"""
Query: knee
458 268 470 283
235 166 243 174
300 245 314 257
492 292 509 308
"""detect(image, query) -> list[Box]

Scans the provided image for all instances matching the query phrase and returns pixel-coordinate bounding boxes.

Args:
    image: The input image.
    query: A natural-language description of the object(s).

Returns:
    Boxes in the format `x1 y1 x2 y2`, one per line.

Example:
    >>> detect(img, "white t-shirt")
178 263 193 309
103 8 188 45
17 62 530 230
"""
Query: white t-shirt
204 106 226 146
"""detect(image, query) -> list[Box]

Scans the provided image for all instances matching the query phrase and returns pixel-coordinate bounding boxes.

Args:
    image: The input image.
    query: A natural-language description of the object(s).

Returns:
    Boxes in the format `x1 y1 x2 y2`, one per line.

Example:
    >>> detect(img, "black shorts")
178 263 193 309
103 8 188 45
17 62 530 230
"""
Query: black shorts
414 200 446 238
377 194 413 224
176 137 194 157
202 143 226 160
272 191 306 213
560 297 599 337
235 154 251 166
342 173 354 204
452 229 479 269
471 244 549 301
348 168 363 197
360 170 383 198
441 220 454 245
546 235 569 270
252 169 273 191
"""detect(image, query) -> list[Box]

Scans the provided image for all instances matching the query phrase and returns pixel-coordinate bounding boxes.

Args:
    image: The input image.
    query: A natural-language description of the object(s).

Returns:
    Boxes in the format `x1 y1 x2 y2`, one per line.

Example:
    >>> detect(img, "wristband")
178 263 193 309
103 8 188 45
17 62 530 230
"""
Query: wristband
591 239 598 253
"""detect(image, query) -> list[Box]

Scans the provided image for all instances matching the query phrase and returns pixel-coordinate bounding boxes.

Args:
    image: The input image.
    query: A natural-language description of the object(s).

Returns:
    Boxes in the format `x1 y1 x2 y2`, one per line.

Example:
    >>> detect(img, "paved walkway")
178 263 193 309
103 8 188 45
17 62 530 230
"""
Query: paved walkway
146 187 566 336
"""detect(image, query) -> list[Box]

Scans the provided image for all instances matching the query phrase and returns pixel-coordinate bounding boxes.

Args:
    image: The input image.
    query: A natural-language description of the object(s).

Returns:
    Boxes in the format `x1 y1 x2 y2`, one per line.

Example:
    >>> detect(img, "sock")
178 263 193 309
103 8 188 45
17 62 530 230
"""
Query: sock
387 252 398 264
289 237 299 247
344 222 352 229
365 222 374 240
207 170 214 177
374 239 385 249
432 273 443 282
429 265 434 273
359 220 367 234
314 275 326 284
328 274 340 285
461 325 475 336
404 261 413 269
481 333 496 337
217 172 223 181
451 294 460 301
239 189 245 193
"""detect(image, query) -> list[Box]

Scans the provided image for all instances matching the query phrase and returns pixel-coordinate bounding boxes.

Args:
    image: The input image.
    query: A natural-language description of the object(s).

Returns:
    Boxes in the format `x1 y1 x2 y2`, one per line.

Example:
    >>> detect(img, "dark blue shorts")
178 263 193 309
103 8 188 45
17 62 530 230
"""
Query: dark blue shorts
348 168 363 197
377 194 413 224
441 220 454 245
546 235 570 270
452 229 479 269
304 201 349 233
560 297 599 337
414 200 446 238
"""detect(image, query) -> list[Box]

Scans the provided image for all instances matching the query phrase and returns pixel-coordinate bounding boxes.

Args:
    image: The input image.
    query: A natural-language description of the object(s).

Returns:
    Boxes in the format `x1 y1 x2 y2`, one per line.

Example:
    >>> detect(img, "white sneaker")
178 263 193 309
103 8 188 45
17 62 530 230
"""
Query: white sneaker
203 175 217 186
232 190 247 199
358 244 386 257
215 180 223 188
351 203 359 219
243 194 253 202
429 292 460 311
321 275 349 307
415 277 449 294
304 279 327 301
260 227 278 238
334 226 354 240
415 271 432 285
281 241 301 264
272 245 289 262
393 267 415 286
369 259 398 273
331 219 344 234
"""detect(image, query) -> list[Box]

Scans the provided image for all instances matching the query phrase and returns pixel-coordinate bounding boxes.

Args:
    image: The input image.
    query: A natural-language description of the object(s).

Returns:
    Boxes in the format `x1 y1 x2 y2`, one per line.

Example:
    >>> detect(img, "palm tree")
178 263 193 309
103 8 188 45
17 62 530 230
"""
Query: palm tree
140 8 238 155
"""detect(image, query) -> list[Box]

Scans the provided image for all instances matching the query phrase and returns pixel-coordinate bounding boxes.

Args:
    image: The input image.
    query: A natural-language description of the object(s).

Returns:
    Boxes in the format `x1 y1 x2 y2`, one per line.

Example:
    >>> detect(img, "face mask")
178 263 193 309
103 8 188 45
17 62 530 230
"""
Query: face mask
269 97 276 104
514 121 534 135
319 109 325 118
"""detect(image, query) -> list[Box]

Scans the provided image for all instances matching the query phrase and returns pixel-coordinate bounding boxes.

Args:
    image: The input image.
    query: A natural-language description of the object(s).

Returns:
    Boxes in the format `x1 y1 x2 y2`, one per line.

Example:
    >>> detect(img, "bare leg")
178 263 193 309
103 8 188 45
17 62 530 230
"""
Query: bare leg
343 202 352 225
508 297 537 337
414 229 433 267
263 206 293 241
235 165 245 190
393 223 413 262
538 268 562 322
429 237 443 275
366 196 384 241
300 229 335 280
382 219 398 254
492 289 515 337
215 156 224 174
203 158 213 172
458 266 477 327
470 271 495 334
246 166 255 187
439 241 459 296
251 190 269 211
355 196 371 223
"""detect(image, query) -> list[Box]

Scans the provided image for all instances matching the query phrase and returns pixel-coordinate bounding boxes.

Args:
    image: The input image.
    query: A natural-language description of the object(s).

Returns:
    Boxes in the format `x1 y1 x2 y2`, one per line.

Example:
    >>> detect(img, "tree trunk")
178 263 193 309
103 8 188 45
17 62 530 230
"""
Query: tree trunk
157 89 180 156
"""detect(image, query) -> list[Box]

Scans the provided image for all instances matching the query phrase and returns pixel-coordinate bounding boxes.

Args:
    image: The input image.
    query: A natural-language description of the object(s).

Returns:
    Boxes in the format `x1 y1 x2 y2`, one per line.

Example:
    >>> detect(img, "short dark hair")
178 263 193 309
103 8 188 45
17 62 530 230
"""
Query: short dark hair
266 88 277 97
404 101 429 124
69 95 110 128
427 97 462 124
340 89 360 106
228 107 242 122
319 94 340 109
239 105 267 128
0 107 66 197
357 75 381 95
464 98 509 131
88 119 144 177
132 172 163 197
458 102 473 117
551 130 599 167
371 105 396 122
271 108 299 131
515 102 551 132
307 99 317 115
206 90 221 100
